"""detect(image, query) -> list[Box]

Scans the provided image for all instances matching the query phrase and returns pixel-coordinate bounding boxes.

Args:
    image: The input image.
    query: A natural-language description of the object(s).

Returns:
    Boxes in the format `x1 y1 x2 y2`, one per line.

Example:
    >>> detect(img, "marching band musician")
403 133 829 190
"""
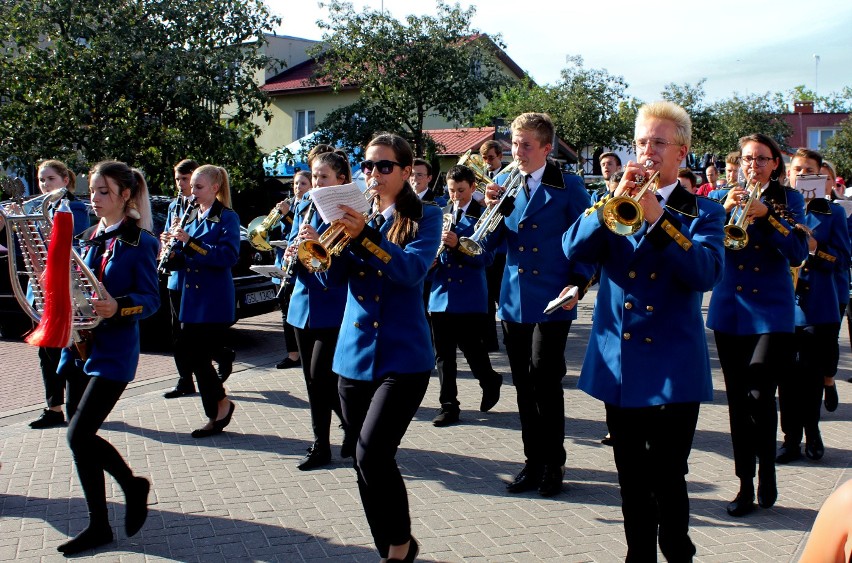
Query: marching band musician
428 164 502 427
563 101 725 561
777 149 850 463
318 133 442 562
283 150 351 470
56 161 160 555
479 140 507 350
482 112 594 497
270 169 307 370
163 164 239 438
28 159 90 430
707 133 808 517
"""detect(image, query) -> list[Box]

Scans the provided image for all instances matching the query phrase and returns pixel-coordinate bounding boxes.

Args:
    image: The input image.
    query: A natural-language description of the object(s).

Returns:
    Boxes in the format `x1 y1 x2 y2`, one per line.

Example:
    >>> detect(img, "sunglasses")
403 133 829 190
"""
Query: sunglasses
360 159 401 175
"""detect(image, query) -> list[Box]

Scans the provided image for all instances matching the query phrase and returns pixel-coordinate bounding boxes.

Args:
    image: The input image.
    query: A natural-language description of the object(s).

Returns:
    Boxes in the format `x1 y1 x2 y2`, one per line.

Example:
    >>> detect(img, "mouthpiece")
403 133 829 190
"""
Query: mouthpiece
367 180 379 190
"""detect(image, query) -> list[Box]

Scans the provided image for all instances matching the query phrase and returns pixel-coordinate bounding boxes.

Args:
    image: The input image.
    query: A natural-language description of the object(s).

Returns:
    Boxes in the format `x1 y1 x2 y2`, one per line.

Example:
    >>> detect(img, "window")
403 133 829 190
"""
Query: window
295 110 315 139
807 128 838 150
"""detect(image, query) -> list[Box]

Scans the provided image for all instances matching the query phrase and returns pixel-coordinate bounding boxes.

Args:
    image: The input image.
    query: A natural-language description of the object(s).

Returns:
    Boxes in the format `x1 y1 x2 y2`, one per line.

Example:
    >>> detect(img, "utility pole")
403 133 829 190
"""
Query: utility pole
814 54 820 101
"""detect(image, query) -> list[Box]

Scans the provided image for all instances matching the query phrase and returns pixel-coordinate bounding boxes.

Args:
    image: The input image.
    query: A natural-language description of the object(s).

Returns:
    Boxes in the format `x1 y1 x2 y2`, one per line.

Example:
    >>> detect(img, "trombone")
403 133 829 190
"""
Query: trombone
457 163 524 256
723 174 761 251
601 160 660 236
297 188 381 273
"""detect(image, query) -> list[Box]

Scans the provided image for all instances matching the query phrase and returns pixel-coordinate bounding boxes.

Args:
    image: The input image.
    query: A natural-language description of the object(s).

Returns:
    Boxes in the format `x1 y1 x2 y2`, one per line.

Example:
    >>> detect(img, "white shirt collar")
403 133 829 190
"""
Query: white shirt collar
657 180 679 205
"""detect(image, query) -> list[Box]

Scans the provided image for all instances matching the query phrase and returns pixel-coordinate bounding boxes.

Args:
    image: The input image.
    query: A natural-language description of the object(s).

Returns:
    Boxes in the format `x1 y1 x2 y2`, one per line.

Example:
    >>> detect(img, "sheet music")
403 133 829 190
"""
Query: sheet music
250 265 288 280
794 174 828 202
309 182 370 224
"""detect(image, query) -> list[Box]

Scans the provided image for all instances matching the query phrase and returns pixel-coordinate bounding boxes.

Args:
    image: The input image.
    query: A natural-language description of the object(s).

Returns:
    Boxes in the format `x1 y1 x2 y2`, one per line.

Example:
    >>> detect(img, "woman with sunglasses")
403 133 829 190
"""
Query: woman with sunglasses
319 133 441 562
707 133 808 517
283 150 352 470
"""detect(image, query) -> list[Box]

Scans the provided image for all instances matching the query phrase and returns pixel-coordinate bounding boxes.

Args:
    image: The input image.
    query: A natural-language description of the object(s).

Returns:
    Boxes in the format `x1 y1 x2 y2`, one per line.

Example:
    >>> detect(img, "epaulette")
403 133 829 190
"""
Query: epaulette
584 195 609 216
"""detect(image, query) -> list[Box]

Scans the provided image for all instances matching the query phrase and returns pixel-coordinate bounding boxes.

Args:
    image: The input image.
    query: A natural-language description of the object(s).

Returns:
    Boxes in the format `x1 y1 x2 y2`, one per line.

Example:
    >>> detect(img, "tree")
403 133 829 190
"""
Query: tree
0 0 280 193
661 80 715 156
311 0 511 156
706 93 792 155
475 56 636 168
825 116 852 178
772 85 852 113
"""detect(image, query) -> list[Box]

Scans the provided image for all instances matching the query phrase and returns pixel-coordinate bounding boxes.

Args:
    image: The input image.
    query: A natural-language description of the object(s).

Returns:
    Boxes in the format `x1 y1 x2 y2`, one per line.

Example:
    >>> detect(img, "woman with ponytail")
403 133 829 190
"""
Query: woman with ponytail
320 133 442 562
54 160 160 555
162 164 239 438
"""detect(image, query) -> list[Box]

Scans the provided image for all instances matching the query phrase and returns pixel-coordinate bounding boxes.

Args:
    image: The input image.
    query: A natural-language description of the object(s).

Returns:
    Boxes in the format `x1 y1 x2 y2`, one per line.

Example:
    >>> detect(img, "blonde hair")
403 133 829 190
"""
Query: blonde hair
89 161 152 231
37 159 76 192
194 165 231 208
636 101 692 147
510 112 555 147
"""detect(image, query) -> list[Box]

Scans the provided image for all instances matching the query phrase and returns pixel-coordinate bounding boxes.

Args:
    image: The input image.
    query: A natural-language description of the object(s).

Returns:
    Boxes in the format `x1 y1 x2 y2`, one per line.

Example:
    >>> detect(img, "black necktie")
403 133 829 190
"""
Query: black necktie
375 214 385 228
455 208 464 224
523 174 532 199
656 193 664 203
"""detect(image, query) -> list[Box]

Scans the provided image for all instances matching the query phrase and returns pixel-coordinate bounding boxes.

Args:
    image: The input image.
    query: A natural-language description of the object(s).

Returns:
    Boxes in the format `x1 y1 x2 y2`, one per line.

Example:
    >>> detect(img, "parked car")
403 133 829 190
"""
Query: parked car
0 195 279 347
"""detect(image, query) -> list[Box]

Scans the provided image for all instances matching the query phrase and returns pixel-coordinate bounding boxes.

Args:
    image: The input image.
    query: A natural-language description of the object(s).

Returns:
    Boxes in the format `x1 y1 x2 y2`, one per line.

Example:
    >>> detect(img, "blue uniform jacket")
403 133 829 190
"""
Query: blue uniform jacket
286 199 347 329
795 198 851 326
707 180 809 334
58 221 160 382
167 200 240 324
319 200 442 381
481 162 594 324
564 184 726 407
428 201 493 314
707 187 732 202
831 200 852 308
163 197 199 291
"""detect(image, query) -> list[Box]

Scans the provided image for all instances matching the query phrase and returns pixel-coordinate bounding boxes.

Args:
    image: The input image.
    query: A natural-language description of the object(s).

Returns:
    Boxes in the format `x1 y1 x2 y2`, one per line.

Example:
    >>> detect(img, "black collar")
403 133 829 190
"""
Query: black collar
665 183 699 218
79 219 143 248
540 161 566 190
807 197 832 215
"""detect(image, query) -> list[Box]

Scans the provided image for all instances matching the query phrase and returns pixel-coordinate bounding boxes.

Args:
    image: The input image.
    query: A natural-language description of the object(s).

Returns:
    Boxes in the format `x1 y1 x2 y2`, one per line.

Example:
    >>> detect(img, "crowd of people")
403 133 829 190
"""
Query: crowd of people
4 100 851 561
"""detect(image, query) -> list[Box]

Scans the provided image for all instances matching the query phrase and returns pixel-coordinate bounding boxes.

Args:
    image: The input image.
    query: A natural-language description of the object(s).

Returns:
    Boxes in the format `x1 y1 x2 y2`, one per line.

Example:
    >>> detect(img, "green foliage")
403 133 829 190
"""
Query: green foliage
475 56 636 162
706 94 792 155
772 85 852 113
311 0 511 156
825 116 852 178
0 0 279 193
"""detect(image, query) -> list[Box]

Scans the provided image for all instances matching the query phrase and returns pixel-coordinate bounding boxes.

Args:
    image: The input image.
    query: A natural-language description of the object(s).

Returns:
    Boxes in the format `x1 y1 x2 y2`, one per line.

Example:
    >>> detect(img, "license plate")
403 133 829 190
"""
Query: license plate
244 289 276 305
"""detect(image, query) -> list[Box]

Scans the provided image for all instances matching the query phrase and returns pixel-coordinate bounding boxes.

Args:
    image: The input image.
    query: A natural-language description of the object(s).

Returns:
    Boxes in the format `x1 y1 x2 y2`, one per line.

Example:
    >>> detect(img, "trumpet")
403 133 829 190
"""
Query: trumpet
435 211 456 258
158 196 198 273
723 174 761 250
297 188 381 273
248 196 294 251
601 159 660 236
457 163 524 256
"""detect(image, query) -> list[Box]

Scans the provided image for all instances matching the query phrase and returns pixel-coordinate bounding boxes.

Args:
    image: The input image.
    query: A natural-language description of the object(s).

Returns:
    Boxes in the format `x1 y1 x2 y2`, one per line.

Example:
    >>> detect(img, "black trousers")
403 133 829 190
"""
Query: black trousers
66 372 133 526
181 323 228 419
431 312 499 407
339 372 430 558
170 289 233 392
502 320 571 466
38 346 64 408
294 326 344 445
483 253 506 347
779 323 840 445
278 286 298 354
606 402 700 563
715 331 792 480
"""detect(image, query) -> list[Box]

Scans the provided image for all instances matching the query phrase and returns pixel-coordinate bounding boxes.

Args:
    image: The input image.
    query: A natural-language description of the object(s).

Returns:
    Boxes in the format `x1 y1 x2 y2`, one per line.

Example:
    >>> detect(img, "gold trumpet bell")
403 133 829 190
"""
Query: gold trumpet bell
723 225 749 250
297 240 330 273
247 215 274 252
601 196 644 236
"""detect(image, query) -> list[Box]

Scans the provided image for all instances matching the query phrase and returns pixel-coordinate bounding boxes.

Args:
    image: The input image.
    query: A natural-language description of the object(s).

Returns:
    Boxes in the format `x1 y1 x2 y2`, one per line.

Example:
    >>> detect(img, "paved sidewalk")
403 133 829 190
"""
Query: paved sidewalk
0 295 850 562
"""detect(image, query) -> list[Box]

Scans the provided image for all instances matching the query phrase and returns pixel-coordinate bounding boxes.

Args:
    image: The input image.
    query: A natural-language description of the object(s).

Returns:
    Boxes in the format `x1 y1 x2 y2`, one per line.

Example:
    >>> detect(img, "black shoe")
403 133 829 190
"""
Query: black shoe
297 443 332 470
757 470 777 508
218 348 236 383
479 374 502 412
432 406 460 427
805 432 825 460
824 384 839 412
601 433 613 446
340 434 355 459
506 464 542 493
387 536 419 563
191 401 235 438
57 524 113 555
775 442 803 464
163 386 195 399
124 476 150 537
538 465 565 497
29 409 65 429
726 490 755 517
276 357 301 369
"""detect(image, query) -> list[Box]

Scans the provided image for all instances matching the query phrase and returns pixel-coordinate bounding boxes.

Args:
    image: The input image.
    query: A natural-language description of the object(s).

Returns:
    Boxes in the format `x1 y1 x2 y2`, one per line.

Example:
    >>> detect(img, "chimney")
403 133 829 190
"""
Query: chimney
794 100 815 113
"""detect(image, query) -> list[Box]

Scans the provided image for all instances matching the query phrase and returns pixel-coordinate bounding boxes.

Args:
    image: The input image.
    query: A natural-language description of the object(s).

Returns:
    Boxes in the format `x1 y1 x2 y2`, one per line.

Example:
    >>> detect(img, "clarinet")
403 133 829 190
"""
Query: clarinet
280 200 316 293
157 196 198 274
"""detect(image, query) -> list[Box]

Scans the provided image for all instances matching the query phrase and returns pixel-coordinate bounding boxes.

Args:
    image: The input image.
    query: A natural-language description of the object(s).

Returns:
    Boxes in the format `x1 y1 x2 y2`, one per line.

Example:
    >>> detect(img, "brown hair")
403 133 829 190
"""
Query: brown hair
725 151 741 166
89 160 152 231
38 160 77 193
174 159 199 175
366 133 419 246
479 140 501 157
792 148 823 169
307 144 336 167
312 149 352 184
193 165 231 208
599 151 621 167
739 133 786 180
677 167 698 187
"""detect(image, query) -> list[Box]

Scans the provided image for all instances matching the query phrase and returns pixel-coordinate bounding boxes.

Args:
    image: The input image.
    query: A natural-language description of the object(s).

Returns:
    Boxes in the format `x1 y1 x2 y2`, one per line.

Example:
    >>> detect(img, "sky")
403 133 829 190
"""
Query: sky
267 0 852 107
